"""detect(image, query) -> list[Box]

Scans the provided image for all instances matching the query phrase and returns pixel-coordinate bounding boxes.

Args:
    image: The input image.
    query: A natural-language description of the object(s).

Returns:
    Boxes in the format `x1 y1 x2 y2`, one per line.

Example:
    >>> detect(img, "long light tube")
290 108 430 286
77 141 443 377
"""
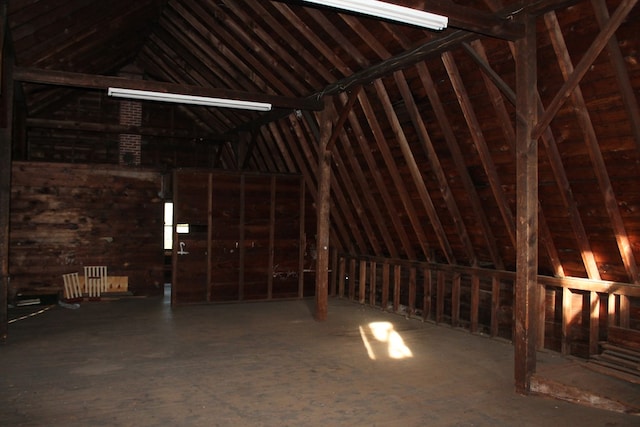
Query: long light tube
303 0 448 30
107 87 272 111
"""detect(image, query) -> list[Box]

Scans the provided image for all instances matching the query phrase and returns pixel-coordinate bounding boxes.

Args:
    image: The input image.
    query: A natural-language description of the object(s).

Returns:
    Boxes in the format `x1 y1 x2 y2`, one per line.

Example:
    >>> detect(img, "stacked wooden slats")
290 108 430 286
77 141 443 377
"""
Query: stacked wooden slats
589 326 640 384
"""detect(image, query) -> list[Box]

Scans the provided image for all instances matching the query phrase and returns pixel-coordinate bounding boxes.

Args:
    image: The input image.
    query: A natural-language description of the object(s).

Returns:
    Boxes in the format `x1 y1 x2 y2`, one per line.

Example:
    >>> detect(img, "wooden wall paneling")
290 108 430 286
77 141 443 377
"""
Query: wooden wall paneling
514 14 538 393
336 91 400 259
243 174 271 300
619 295 630 328
395 69 476 266
415 62 504 269
299 177 308 298
464 40 562 276
442 51 517 251
266 122 297 173
544 9 639 284
533 0 638 140
0 37 12 342
272 175 303 299
376 77 455 264
591 0 640 152
173 170 210 304
343 92 413 258
357 88 430 260
381 261 390 311
11 163 163 299
464 38 601 281
327 110 383 255
209 173 241 302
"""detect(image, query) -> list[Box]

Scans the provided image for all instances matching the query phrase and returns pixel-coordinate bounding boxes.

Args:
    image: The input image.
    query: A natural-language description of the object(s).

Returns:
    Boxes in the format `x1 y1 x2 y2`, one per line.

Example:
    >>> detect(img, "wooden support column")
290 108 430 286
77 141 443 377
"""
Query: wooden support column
514 14 538 394
0 14 13 342
315 98 334 321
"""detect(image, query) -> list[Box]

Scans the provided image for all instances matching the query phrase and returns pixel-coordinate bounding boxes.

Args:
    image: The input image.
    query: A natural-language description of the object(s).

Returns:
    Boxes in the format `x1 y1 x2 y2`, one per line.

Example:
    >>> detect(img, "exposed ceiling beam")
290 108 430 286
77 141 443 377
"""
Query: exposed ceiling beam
286 0 524 40
13 67 323 111
418 0 524 40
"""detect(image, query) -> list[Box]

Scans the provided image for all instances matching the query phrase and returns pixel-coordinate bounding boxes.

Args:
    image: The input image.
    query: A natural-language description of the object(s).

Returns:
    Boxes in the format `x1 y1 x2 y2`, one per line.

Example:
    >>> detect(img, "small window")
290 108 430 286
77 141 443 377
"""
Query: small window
164 202 191 250
164 202 173 250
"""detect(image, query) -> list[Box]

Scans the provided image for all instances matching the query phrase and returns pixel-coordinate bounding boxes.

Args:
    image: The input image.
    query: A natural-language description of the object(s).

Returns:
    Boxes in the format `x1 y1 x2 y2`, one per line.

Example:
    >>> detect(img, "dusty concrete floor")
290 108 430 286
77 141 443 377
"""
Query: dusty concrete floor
1 294 639 426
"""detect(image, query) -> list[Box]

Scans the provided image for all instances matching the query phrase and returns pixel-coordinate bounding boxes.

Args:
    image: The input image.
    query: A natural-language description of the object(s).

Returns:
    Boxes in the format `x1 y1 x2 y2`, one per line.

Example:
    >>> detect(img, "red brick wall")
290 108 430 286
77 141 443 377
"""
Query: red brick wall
119 100 142 166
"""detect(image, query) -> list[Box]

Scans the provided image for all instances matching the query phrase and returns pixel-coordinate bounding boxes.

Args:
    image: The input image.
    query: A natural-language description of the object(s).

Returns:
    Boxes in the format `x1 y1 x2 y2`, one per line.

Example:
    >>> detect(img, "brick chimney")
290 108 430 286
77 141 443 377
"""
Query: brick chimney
117 66 143 166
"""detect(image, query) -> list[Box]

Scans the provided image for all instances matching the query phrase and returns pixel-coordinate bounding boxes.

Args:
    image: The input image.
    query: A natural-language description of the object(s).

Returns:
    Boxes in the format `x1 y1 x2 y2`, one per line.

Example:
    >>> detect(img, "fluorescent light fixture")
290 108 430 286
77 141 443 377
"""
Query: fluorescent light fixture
107 87 272 111
303 0 448 30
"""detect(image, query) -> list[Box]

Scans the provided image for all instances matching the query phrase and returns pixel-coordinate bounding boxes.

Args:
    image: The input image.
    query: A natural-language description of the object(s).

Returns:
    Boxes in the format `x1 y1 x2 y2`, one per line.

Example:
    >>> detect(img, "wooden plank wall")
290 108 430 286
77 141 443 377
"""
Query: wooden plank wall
337 254 640 359
9 161 165 299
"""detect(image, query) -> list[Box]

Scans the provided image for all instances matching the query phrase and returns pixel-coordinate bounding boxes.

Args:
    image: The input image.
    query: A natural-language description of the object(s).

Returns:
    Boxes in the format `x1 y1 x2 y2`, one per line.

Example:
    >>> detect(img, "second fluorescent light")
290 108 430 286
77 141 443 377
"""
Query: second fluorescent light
303 0 448 30
107 88 272 111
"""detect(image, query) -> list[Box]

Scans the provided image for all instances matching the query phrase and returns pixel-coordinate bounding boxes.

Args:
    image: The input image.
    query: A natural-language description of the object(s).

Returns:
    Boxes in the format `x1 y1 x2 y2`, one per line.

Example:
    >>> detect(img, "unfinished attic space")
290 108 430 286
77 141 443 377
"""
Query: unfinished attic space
1 0 640 424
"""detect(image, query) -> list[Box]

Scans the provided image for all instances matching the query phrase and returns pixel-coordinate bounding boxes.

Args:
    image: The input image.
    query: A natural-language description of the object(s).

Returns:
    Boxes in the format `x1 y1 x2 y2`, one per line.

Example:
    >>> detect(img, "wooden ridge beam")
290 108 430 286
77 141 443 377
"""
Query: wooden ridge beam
13 67 323 111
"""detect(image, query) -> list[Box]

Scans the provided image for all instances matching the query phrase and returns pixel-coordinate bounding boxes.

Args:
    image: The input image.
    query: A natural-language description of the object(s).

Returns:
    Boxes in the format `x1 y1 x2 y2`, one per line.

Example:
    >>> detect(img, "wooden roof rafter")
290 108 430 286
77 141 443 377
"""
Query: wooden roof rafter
13 67 323 111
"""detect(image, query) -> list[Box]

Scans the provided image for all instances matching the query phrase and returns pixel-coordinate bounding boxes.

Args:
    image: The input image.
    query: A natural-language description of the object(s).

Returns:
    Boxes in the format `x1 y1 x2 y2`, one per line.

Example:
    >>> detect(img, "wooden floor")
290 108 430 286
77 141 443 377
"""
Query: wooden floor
1 292 639 426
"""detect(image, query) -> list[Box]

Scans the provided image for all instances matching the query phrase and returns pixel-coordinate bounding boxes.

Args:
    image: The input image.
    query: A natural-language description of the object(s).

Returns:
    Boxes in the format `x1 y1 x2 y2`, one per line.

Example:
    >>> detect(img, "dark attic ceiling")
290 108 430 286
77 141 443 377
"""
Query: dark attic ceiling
5 0 640 285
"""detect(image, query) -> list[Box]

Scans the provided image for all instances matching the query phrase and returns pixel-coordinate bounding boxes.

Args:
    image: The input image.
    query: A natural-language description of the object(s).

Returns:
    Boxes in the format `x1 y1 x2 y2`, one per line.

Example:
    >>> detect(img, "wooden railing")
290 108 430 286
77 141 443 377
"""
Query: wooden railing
330 253 640 358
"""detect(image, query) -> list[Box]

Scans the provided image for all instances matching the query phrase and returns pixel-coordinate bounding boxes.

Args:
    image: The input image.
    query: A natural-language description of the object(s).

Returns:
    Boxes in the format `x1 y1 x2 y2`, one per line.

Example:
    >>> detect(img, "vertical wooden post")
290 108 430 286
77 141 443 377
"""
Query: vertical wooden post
349 258 356 300
315 97 334 321
470 273 480 333
239 174 245 301
491 276 500 337
561 287 572 355
451 273 461 327
589 291 600 356
408 266 416 317
330 248 338 296
436 270 445 324
381 262 390 311
358 259 367 304
393 264 401 313
423 267 432 321
338 256 346 298
514 14 538 394
267 175 276 300
369 261 377 306
619 295 630 328
0 24 14 342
